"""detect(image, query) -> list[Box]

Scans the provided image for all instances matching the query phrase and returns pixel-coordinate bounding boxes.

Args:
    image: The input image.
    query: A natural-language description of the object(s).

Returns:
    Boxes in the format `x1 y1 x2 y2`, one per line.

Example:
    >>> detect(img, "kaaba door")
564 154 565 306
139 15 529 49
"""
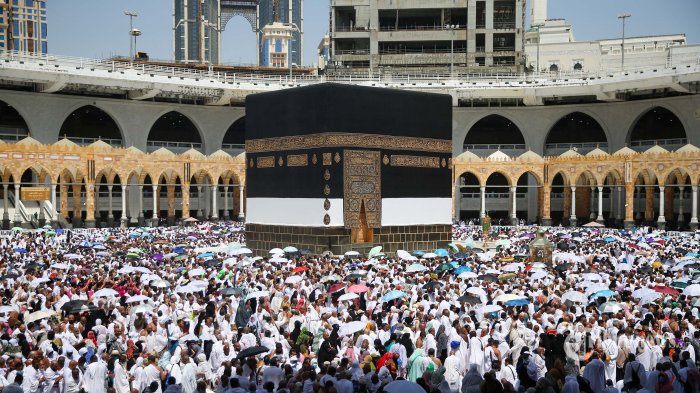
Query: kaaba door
344 150 381 243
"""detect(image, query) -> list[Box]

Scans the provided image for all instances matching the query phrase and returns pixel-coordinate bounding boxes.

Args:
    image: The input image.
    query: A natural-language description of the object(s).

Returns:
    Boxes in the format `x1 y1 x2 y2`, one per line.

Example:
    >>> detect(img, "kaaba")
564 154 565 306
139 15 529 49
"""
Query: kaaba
244 83 452 255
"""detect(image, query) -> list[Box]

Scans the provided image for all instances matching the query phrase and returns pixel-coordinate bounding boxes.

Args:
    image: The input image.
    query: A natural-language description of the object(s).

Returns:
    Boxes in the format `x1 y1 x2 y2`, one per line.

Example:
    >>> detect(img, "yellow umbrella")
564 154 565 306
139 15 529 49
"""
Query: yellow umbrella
651 261 662 269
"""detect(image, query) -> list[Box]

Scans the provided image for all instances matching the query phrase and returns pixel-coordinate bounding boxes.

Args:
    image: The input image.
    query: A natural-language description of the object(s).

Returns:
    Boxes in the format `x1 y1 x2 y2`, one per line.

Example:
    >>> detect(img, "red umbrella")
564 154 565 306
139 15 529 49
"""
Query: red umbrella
329 283 345 293
348 284 369 293
291 266 309 273
654 285 679 297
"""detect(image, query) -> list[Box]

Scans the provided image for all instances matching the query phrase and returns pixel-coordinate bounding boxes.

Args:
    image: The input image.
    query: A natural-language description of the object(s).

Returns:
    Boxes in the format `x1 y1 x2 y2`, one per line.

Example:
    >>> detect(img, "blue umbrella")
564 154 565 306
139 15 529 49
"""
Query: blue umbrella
79 241 91 247
604 237 616 243
434 249 449 257
592 289 616 298
453 252 469 259
197 252 215 259
687 252 699 258
449 261 459 268
413 250 426 256
506 299 530 307
173 247 186 253
14 248 27 254
55 228 64 233
383 290 406 302
454 266 472 275
128 232 141 238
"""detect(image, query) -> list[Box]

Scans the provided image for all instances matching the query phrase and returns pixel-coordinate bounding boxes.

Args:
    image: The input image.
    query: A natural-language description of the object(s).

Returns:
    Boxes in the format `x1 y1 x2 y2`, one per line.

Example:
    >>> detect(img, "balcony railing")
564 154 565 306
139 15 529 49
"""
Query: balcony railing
67 137 122 147
464 143 526 150
630 138 687 147
221 143 245 150
146 140 202 150
545 142 608 150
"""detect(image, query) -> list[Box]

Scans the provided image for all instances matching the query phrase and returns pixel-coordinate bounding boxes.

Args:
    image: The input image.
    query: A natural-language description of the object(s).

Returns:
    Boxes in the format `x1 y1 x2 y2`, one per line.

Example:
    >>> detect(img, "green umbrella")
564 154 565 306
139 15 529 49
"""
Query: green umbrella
671 281 689 289
447 243 460 252
227 242 241 250
175 254 188 261
42 224 52 230
46 231 56 237
495 239 511 248
11 227 23 233
368 246 382 259
126 252 140 259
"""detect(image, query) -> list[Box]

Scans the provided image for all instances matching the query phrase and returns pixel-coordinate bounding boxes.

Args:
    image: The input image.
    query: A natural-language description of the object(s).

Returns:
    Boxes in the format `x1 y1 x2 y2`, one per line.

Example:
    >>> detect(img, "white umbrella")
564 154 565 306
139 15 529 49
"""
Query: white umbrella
117 267 135 274
269 256 288 263
530 271 548 281
683 284 700 297
133 267 152 274
131 304 154 314
338 320 367 336
30 277 50 287
561 291 588 303
126 295 151 304
479 304 503 314
189 280 208 288
285 275 304 284
283 246 298 253
466 287 487 297
246 290 270 300
345 251 360 257
582 273 602 282
93 288 119 298
422 252 438 259
476 253 492 262
598 302 624 314
50 263 71 270
615 264 632 272
25 309 56 323
502 263 524 272
150 280 170 288
632 287 656 299
458 272 478 279
584 285 609 297
188 268 206 277
396 250 412 260
338 293 359 302
494 294 522 303
175 285 199 294
0 305 16 314
269 248 284 255
406 264 428 273
638 293 662 305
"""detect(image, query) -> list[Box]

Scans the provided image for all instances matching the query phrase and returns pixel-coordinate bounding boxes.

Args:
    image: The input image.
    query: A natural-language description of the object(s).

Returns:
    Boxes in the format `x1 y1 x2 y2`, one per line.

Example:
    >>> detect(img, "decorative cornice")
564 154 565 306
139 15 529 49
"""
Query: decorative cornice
245 133 452 154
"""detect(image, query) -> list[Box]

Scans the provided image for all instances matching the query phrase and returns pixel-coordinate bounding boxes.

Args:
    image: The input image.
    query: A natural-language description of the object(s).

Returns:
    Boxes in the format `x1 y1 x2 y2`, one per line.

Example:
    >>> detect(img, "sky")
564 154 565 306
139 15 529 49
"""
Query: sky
47 0 699 67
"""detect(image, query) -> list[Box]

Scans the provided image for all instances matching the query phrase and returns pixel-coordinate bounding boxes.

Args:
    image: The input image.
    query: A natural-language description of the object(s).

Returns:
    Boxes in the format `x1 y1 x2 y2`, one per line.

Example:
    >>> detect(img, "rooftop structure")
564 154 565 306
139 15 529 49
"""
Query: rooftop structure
0 0 46 55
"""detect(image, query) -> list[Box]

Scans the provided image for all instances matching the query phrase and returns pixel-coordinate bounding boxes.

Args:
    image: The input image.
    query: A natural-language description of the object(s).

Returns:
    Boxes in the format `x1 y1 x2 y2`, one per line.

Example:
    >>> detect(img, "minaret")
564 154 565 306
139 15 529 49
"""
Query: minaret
530 0 547 27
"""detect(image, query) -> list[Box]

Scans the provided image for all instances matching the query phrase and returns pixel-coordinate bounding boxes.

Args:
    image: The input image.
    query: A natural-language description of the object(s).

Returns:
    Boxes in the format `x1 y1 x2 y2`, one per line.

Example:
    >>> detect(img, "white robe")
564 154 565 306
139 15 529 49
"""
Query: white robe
22 365 40 393
444 354 463 393
114 362 131 393
468 337 485 375
83 362 108 393
181 362 198 393
602 339 619 382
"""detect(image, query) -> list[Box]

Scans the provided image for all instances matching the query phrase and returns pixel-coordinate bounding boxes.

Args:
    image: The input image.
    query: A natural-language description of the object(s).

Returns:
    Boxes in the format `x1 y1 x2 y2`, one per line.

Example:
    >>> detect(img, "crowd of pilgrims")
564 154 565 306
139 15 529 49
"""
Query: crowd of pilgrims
0 222 698 393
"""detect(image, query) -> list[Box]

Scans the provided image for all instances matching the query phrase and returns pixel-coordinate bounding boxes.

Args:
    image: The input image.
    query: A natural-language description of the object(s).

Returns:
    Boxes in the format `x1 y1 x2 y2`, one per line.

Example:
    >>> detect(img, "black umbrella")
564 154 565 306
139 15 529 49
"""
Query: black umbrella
435 263 452 272
236 345 270 360
554 263 572 271
457 294 481 305
453 252 469 259
423 281 443 290
676 248 687 255
557 242 569 250
25 263 44 270
60 300 88 312
478 274 498 282
344 274 363 281
0 273 19 280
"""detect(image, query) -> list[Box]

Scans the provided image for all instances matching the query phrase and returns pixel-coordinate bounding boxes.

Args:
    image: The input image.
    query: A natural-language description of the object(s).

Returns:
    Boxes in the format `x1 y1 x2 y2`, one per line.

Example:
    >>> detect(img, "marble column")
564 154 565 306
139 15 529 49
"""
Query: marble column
658 185 666 228
152 185 158 226
597 186 604 223
107 185 114 225
3 184 9 226
223 184 230 219
589 186 596 220
624 183 635 228
167 186 175 225
678 186 685 223
616 186 623 221
196 186 203 218
121 185 128 228
510 186 518 225
85 183 96 228
50 184 57 224
570 186 577 227
691 185 698 230
644 186 654 222
238 185 245 220
541 184 552 226
13 183 20 224
137 185 144 226
479 186 486 218
211 185 218 220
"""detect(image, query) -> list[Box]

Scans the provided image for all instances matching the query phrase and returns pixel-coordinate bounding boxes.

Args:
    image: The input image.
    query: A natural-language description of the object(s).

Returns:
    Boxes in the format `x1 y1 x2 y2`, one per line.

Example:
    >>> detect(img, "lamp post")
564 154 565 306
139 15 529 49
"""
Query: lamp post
447 24 457 77
124 11 138 59
618 13 631 72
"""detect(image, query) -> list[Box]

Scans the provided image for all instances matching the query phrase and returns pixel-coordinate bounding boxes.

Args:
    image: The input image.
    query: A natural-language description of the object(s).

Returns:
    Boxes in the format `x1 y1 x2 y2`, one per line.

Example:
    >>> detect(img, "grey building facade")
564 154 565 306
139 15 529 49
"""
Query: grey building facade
329 0 524 74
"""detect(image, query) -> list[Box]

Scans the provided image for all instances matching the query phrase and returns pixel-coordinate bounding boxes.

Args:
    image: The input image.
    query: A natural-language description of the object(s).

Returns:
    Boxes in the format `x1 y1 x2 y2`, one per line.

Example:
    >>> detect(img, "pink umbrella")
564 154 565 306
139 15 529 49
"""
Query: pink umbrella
348 284 369 293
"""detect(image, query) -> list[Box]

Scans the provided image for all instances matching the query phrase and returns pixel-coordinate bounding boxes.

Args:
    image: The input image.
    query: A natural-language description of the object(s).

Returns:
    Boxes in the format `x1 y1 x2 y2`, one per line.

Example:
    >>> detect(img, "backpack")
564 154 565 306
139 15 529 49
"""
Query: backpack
624 363 641 391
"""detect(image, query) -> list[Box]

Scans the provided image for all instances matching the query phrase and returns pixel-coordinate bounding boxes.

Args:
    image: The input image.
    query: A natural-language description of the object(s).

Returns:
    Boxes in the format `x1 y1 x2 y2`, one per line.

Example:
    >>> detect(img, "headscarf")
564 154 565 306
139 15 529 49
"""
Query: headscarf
461 364 484 393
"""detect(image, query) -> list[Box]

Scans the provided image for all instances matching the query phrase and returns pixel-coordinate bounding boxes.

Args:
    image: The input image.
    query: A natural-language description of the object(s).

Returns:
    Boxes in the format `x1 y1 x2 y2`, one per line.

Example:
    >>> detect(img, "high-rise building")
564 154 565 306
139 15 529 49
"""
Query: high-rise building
258 0 302 67
329 0 525 74
530 0 547 28
173 0 220 64
0 0 47 54
260 22 292 68
173 0 303 67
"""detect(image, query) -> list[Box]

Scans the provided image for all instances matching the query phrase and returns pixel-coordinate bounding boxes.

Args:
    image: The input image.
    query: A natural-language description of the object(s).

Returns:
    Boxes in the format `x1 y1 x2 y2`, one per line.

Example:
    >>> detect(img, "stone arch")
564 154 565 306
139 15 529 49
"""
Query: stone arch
545 111 609 154
219 170 243 186
574 170 597 187
0 99 31 141
222 116 246 149
147 110 205 152
58 104 124 146
463 114 527 153
155 168 184 186
627 106 687 147
633 168 657 186
190 169 214 186
548 170 570 187
513 170 543 188
16 164 52 186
